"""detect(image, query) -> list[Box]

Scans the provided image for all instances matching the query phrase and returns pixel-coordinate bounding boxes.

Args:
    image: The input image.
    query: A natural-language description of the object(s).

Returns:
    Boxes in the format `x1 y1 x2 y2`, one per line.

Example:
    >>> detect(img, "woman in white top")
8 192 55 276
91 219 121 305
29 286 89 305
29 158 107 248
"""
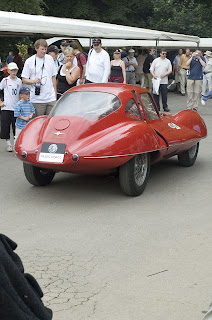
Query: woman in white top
57 47 80 99
109 49 126 84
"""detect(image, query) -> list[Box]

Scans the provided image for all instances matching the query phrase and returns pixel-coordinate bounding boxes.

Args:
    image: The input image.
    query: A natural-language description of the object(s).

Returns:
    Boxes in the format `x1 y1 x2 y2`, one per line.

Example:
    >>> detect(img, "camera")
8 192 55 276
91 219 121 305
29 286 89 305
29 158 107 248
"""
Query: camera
195 52 199 56
35 84 41 95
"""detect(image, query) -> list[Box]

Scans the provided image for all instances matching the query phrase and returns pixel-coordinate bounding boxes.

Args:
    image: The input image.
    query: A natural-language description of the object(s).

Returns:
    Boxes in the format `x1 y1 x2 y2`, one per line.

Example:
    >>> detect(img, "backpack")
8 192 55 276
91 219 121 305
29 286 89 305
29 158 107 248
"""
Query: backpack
76 52 88 67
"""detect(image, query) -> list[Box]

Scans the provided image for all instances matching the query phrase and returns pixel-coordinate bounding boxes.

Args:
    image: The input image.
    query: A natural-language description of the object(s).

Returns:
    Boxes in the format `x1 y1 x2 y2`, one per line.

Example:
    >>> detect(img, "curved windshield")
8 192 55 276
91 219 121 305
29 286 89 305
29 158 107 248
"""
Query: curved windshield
49 91 121 121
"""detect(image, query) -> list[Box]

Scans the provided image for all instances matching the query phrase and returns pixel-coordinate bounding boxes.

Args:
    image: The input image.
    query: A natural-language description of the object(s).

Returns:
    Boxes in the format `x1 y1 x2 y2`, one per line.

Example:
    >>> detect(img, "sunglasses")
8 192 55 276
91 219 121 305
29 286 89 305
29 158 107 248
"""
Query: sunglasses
161 53 167 55
93 43 100 46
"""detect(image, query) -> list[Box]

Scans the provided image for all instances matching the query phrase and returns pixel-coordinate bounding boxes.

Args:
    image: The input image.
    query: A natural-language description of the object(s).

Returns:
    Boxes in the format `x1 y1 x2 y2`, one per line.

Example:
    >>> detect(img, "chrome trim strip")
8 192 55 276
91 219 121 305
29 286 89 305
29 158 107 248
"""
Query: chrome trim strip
84 147 167 159
83 137 205 159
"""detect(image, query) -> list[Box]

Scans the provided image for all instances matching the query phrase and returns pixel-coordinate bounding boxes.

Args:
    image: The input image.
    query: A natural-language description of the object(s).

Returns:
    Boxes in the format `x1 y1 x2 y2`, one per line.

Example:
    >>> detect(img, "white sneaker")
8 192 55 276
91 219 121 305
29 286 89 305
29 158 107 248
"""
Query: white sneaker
201 99 205 106
7 145 13 152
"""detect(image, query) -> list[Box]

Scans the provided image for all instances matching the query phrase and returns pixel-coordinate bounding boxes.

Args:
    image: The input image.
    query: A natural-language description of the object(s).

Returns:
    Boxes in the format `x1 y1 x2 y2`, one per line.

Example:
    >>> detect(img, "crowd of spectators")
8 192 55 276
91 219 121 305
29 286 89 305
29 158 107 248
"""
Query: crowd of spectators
0 37 212 152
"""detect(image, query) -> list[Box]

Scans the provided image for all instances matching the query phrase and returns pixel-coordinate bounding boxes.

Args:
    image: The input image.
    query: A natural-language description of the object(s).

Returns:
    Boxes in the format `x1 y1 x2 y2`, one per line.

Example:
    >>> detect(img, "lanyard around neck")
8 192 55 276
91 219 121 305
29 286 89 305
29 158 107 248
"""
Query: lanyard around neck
35 56 45 79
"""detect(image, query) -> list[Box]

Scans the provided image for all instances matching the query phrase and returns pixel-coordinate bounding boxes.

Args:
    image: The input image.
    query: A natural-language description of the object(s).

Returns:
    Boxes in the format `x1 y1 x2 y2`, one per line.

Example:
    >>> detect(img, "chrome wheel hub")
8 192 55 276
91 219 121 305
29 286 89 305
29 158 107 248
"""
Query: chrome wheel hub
189 144 197 158
134 154 148 186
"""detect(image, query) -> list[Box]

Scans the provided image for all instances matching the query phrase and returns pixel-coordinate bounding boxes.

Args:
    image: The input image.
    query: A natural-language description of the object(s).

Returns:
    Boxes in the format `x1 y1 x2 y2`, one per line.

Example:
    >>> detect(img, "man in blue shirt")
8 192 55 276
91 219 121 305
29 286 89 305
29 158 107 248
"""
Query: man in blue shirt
186 50 206 111
6 51 14 64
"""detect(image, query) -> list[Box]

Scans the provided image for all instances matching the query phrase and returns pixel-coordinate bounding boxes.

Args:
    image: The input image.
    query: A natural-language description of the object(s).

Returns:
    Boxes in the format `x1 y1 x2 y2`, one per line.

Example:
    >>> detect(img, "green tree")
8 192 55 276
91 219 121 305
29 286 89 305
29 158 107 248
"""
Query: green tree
44 0 152 28
44 0 100 20
147 0 212 38
0 0 45 15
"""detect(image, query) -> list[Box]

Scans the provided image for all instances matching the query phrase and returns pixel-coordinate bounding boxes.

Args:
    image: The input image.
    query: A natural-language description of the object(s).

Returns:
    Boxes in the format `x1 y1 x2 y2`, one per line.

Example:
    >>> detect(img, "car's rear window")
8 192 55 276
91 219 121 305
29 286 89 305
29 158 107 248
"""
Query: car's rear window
49 91 121 121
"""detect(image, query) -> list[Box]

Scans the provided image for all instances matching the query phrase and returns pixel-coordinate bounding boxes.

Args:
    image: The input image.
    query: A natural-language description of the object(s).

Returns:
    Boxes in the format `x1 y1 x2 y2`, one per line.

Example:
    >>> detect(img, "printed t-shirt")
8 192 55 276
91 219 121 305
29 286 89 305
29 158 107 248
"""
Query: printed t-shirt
0 76 22 111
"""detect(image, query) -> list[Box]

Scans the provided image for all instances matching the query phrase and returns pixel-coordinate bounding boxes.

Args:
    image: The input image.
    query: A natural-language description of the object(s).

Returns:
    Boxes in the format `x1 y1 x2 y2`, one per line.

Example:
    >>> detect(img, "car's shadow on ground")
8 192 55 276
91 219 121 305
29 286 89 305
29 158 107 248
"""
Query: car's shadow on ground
37 155 198 199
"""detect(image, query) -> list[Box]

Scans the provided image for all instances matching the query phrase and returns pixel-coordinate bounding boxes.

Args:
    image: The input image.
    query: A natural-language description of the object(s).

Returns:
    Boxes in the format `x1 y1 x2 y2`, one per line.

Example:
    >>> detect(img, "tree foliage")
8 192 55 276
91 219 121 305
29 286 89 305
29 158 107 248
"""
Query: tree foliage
44 0 152 27
148 0 212 37
0 0 46 15
43 0 212 37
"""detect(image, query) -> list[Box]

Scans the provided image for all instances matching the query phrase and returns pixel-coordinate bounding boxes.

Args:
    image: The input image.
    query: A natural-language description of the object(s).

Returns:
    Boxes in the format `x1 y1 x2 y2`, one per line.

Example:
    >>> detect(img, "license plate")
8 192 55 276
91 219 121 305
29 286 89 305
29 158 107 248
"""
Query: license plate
39 143 66 163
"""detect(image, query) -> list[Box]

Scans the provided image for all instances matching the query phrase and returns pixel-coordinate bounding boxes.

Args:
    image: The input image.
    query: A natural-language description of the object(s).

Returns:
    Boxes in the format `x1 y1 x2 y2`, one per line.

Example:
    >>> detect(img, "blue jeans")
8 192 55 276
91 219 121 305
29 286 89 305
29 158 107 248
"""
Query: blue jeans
153 84 168 111
202 90 212 101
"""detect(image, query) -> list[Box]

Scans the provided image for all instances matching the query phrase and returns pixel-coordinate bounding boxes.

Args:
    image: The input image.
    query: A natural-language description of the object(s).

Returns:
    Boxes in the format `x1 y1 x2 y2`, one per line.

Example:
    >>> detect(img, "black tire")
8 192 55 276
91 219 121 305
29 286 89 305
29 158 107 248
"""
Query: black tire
178 143 199 167
23 163 55 186
119 153 150 196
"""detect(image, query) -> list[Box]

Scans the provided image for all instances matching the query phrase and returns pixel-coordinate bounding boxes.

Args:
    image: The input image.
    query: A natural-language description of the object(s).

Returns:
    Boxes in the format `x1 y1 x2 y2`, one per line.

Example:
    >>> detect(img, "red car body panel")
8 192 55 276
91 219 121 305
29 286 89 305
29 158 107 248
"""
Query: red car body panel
0 66 8 74
15 84 207 174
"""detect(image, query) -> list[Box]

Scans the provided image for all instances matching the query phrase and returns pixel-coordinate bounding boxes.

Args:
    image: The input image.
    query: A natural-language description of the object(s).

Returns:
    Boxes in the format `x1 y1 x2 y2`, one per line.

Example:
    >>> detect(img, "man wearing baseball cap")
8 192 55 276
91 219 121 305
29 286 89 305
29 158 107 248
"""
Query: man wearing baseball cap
0 62 22 151
202 50 212 95
47 45 61 72
85 37 110 83
58 40 70 65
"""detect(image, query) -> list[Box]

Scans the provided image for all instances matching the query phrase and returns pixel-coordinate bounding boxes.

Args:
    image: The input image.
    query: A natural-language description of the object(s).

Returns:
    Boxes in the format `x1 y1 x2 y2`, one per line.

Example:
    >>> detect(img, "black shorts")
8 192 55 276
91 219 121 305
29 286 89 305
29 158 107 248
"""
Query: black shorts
0 110 16 140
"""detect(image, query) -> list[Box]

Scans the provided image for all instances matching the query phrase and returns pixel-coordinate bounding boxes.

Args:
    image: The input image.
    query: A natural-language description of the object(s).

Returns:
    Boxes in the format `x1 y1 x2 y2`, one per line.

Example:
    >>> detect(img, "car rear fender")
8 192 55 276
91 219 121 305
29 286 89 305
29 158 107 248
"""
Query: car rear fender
15 116 47 152
70 122 167 158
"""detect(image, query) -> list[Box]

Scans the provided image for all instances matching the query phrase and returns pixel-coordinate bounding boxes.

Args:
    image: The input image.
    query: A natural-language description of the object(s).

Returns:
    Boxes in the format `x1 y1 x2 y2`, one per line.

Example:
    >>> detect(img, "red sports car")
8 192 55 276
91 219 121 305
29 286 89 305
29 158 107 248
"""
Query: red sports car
15 84 207 196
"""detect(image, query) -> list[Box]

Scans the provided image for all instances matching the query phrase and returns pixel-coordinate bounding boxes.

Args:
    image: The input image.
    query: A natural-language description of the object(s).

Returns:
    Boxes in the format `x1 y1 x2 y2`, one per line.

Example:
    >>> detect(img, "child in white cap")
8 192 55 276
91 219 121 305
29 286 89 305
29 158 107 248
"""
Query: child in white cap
0 62 22 151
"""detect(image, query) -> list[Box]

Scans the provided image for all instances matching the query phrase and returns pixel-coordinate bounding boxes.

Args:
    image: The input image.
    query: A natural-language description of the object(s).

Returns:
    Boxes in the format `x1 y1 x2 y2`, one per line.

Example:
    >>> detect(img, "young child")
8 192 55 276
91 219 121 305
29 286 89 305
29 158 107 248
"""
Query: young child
0 62 22 151
14 87 35 145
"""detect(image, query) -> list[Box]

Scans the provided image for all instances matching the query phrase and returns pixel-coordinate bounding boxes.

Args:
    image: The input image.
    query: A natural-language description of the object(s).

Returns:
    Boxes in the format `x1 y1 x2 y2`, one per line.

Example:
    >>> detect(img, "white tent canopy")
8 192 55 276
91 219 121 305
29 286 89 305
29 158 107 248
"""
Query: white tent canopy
0 10 200 43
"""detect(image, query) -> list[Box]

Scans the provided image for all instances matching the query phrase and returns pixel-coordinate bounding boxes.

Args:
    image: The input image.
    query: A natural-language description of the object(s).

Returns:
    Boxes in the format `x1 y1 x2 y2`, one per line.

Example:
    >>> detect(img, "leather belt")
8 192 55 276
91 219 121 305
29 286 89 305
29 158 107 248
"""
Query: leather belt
203 71 212 74
126 70 135 72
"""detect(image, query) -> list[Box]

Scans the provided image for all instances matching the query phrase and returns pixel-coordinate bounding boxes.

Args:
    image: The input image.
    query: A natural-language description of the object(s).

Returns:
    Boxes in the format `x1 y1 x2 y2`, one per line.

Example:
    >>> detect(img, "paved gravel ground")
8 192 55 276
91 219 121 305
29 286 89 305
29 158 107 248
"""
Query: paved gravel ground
0 92 212 320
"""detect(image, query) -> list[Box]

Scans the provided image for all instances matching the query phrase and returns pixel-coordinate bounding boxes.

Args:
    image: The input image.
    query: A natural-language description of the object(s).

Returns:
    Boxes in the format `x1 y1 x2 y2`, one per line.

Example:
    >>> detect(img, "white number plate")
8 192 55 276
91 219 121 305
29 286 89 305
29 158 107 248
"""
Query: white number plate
39 143 66 163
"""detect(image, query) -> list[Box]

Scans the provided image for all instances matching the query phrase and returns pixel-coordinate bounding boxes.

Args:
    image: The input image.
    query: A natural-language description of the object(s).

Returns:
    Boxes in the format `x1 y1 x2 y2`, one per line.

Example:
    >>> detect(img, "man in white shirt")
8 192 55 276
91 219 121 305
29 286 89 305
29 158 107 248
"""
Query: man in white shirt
22 39 57 116
150 48 172 112
85 38 110 83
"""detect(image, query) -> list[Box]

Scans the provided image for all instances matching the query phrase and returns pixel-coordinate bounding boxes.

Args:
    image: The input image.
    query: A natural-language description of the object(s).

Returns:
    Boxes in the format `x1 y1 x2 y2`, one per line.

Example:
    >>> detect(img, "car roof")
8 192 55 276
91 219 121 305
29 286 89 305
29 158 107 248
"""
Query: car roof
67 83 149 97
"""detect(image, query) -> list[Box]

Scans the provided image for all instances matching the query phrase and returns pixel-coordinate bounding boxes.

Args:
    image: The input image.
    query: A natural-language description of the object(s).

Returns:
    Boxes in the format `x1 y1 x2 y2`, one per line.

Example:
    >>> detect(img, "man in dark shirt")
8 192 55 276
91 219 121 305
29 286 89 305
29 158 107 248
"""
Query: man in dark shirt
143 48 155 93
6 51 14 64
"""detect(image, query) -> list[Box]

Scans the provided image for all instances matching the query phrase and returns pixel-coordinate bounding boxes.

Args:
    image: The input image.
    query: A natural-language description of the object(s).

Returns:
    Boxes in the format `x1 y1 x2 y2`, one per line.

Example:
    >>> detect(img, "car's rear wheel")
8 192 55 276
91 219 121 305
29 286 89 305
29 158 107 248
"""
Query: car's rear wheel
23 163 55 186
178 142 199 167
119 153 150 196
